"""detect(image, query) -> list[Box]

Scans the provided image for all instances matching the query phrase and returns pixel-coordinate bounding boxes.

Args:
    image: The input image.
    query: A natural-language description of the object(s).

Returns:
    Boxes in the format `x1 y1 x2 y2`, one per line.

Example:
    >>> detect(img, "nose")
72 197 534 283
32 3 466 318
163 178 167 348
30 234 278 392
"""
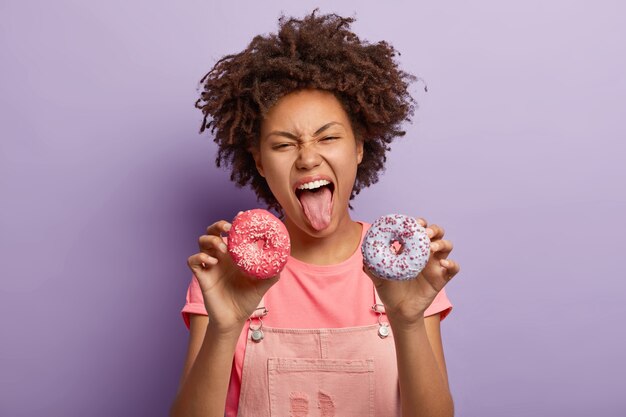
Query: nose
295 142 322 170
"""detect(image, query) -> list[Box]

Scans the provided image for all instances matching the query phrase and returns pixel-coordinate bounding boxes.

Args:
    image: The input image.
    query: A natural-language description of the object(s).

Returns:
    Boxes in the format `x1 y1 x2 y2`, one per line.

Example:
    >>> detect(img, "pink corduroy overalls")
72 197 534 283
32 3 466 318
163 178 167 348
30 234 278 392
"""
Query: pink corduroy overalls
236 287 401 417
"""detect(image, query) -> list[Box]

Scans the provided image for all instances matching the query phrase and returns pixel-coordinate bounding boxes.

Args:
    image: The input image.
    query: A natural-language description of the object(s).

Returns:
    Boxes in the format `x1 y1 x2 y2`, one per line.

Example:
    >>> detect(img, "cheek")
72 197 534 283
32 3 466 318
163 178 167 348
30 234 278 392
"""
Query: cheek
329 152 359 190
261 158 292 194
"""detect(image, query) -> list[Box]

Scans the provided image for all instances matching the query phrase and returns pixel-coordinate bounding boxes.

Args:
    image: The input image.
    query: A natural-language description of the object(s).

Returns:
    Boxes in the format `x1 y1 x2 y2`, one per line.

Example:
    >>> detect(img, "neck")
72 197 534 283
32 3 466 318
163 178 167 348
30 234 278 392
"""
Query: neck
284 212 362 265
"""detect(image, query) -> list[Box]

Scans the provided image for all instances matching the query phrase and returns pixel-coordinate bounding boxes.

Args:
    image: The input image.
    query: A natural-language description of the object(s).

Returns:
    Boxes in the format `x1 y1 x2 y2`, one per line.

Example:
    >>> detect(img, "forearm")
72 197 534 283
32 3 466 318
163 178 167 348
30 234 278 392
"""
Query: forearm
390 317 454 417
170 322 242 417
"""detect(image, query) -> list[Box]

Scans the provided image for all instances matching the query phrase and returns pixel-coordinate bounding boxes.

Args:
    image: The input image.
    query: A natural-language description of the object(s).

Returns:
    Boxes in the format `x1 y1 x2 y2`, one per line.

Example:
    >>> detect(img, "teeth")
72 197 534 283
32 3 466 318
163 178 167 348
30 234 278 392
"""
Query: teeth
297 179 330 190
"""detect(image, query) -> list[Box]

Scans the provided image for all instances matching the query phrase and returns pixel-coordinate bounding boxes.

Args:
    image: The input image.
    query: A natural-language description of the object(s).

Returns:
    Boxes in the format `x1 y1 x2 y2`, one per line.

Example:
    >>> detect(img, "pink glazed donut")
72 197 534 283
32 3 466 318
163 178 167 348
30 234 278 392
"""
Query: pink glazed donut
361 214 430 280
227 209 291 279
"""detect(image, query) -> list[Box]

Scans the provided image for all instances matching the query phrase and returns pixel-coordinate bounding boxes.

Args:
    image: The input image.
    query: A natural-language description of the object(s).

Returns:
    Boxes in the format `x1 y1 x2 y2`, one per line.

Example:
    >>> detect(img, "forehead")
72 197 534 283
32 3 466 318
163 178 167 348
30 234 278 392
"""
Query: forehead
261 89 351 134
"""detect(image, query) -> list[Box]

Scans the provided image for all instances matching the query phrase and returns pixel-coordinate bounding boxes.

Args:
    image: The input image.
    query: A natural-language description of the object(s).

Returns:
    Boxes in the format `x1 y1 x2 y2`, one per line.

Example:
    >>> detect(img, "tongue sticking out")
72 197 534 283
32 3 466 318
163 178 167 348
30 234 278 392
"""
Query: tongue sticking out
298 186 332 231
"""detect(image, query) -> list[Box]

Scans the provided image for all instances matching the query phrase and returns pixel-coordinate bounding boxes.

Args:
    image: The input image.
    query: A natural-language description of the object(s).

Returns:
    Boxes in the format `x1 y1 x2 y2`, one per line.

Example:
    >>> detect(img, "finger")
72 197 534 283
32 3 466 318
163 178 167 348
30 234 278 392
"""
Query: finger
425 224 445 240
416 217 427 227
439 259 460 277
198 234 228 254
188 252 218 270
430 239 453 254
206 220 232 236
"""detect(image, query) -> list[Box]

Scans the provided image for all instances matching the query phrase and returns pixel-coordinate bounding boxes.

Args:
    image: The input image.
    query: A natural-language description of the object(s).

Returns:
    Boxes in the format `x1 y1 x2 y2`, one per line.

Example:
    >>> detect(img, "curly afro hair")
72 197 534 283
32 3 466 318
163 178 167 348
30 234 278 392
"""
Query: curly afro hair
195 9 419 213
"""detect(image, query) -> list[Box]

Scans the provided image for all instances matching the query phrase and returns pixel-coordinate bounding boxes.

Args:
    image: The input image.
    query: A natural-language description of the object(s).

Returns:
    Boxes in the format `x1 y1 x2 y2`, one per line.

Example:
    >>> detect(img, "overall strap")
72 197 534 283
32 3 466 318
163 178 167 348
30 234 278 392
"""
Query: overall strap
249 296 268 319
372 285 391 338
372 286 386 314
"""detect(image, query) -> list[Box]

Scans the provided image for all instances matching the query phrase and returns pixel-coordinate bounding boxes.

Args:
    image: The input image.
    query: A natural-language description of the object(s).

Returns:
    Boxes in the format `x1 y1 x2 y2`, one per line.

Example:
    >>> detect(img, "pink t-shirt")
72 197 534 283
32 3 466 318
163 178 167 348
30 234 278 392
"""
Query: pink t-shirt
181 221 453 416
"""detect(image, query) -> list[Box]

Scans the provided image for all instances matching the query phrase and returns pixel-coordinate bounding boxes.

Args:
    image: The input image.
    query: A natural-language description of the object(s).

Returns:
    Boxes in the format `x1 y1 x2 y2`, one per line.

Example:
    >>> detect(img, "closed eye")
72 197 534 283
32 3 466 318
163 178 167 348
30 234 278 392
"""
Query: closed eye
271 137 338 150
272 143 293 150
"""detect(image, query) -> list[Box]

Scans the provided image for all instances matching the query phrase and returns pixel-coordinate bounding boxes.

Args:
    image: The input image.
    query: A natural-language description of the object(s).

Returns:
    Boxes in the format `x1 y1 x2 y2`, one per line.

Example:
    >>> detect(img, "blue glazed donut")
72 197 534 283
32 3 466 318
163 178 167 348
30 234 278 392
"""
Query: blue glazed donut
361 214 430 280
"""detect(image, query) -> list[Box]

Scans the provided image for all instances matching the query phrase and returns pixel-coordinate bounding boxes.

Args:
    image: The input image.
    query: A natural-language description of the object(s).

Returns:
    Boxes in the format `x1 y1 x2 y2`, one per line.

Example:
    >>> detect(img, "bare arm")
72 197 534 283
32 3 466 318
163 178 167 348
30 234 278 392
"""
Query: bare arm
389 312 453 417
175 314 209 398
170 314 242 417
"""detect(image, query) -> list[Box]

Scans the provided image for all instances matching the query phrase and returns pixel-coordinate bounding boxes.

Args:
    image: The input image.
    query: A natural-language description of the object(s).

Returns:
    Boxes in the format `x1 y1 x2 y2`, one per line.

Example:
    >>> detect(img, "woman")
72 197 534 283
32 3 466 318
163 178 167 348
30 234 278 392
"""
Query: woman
171 10 460 417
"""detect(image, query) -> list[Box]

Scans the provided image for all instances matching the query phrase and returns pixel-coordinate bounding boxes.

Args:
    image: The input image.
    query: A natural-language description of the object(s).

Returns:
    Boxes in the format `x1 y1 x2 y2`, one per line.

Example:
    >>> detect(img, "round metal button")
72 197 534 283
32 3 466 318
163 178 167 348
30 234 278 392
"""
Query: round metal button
251 329 264 342
378 325 390 338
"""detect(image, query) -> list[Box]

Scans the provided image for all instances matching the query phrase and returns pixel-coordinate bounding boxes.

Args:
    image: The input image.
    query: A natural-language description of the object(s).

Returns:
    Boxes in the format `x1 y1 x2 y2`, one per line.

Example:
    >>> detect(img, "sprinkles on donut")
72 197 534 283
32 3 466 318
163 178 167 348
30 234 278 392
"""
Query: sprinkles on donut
361 214 430 280
227 209 291 279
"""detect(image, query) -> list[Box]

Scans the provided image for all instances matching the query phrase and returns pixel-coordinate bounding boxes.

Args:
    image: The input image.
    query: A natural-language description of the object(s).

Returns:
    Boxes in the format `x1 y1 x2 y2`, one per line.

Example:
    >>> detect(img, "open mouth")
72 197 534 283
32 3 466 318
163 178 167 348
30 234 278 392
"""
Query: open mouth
294 179 335 231
294 179 335 197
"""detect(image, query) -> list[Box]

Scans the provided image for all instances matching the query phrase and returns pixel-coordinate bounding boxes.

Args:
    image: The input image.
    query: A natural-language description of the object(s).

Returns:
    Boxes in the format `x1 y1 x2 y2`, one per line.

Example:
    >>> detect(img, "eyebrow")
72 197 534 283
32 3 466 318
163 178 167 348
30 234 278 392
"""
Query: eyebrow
265 122 343 141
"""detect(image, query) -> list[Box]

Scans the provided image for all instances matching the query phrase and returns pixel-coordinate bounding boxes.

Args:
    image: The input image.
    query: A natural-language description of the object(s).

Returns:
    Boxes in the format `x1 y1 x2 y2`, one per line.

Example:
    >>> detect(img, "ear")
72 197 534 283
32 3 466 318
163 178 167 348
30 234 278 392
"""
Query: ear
356 138 364 165
251 147 265 177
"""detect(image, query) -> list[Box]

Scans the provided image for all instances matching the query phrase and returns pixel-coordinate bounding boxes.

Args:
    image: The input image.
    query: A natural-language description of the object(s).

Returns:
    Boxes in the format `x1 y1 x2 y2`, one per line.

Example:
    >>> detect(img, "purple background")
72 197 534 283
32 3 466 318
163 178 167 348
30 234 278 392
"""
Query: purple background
1 1 625 416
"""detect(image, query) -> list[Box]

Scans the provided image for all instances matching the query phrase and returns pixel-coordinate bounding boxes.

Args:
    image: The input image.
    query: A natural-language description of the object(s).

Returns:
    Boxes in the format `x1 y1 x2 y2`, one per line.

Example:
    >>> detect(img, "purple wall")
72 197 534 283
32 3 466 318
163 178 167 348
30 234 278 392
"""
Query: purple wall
1 1 625 416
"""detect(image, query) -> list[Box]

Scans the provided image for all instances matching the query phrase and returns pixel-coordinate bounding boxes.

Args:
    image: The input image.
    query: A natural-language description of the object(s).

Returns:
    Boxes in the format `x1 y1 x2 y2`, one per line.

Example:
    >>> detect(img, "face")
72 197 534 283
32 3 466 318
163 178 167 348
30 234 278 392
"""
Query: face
253 89 364 237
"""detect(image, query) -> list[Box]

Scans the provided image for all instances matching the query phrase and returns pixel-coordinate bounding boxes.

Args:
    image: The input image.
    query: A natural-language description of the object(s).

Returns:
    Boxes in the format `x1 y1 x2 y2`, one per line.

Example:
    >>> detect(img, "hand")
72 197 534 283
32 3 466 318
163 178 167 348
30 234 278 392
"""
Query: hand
363 217 460 327
187 213 280 334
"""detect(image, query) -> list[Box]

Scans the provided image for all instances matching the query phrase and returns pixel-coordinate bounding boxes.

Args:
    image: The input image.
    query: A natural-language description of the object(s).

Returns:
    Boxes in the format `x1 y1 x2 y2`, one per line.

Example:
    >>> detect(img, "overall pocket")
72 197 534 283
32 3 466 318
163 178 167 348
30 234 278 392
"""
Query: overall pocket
267 357 374 417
